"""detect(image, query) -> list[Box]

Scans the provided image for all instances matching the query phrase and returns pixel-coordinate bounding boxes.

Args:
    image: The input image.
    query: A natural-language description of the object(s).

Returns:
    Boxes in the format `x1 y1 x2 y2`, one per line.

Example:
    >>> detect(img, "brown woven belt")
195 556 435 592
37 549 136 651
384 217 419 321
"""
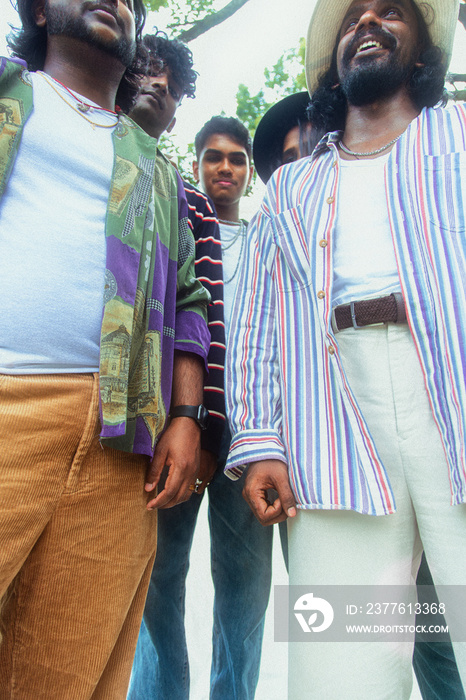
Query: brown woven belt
332 293 406 332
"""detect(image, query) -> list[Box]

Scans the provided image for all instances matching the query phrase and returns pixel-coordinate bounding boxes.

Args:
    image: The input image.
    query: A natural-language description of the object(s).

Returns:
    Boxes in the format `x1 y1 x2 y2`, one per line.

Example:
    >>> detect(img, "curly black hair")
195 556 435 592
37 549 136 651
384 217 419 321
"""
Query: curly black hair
194 116 252 160
308 0 447 134
8 0 147 113
142 32 197 99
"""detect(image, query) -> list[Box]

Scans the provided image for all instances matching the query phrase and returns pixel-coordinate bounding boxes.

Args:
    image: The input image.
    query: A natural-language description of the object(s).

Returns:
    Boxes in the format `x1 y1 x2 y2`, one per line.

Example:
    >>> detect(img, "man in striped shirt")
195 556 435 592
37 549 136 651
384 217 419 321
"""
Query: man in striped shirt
225 0 466 697
253 89 463 700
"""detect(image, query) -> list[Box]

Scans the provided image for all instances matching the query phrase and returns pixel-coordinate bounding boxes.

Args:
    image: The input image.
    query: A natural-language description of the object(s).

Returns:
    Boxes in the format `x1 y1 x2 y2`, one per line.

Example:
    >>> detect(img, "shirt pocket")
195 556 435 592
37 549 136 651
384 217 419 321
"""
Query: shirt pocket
270 205 313 291
423 152 466 234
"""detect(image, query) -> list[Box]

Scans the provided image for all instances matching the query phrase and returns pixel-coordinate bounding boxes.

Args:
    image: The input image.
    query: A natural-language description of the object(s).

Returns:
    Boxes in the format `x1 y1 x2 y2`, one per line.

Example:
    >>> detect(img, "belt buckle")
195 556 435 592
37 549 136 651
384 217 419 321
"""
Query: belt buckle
350 301 363 330
331 301 364 333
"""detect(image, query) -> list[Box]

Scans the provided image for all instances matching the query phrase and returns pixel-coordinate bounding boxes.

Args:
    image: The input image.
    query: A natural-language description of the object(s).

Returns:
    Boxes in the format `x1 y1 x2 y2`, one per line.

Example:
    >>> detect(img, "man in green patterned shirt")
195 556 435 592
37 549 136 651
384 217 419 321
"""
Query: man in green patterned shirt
0 0 209 696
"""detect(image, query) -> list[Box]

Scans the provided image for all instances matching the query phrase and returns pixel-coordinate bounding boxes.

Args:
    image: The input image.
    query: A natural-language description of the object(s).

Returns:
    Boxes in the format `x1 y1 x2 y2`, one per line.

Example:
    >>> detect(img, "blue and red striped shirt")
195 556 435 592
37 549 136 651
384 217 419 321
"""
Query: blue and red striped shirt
225 104 466 516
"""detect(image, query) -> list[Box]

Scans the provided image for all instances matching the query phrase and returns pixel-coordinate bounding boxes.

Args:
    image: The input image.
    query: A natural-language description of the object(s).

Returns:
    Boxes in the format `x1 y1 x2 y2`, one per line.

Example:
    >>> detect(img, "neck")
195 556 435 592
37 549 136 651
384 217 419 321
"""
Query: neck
215 202 240 223
42 38 125 111
129 115 161 139
342 90 420 159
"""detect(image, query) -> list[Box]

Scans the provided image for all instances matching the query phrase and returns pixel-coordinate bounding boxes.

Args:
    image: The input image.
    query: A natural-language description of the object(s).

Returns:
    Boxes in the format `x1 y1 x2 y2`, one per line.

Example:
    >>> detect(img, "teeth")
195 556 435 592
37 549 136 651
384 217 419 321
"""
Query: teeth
356 40 383 54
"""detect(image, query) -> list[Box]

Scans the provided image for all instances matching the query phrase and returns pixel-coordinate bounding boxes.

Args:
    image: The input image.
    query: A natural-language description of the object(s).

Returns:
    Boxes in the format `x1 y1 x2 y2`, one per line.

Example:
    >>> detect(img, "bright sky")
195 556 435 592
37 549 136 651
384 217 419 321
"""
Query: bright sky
2 0 466 215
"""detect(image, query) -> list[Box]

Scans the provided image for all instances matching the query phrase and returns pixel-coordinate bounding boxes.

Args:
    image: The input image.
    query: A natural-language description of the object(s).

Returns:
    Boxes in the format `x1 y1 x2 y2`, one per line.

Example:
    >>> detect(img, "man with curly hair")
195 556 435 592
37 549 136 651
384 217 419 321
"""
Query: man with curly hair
128 37 271 700
0 3 209 698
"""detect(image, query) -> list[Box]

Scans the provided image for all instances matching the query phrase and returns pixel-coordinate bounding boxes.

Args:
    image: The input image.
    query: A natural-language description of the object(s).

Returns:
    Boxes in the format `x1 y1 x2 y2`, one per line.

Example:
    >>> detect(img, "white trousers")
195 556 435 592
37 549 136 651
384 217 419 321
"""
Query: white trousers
288 324 466 700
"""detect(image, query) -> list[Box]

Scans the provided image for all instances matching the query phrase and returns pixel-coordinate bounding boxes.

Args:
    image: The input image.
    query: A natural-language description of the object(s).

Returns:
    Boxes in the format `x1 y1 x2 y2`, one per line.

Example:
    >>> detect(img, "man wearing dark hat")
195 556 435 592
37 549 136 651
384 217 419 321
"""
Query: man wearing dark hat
225 0 466 697
253 91 323 184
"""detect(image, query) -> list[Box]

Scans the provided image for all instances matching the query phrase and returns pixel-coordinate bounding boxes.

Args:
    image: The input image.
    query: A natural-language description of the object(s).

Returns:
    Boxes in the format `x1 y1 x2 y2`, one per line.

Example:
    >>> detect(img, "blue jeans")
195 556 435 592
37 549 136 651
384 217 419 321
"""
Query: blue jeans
128 429 273 700
413 552 464 700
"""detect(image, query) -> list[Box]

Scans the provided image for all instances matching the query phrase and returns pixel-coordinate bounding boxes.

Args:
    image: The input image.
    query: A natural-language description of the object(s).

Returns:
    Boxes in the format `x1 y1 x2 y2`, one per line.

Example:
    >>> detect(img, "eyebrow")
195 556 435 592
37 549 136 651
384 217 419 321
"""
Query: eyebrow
282 147 299 161
203 149 247 158
342 0 406 22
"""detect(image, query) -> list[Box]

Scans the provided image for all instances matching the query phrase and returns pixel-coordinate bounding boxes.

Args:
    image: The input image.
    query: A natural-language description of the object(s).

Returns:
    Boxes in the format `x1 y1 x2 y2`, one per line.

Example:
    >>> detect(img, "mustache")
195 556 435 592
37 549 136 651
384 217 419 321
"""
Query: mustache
342 26 397 64
83 1 125 31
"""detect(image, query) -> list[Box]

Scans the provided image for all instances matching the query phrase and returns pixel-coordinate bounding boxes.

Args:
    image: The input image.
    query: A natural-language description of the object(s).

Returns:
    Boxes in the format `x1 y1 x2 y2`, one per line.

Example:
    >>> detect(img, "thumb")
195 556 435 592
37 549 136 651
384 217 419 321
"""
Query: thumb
275 474 297 518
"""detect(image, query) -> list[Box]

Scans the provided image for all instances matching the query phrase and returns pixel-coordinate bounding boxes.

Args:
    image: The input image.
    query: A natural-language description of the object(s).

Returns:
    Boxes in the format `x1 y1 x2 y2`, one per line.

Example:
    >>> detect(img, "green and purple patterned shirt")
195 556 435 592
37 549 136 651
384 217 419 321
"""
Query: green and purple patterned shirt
0 57 210 457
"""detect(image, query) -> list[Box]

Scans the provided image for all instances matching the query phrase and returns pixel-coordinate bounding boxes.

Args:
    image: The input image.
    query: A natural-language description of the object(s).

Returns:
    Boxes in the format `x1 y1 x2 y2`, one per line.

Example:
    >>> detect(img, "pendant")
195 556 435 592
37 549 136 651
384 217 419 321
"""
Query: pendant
77 103 91 113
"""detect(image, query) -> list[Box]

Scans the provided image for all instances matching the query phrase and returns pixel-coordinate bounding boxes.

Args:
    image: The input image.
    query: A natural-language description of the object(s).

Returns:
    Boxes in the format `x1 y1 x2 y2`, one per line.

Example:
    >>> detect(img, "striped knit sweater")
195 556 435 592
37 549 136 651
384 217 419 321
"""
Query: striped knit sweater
184 182 226 455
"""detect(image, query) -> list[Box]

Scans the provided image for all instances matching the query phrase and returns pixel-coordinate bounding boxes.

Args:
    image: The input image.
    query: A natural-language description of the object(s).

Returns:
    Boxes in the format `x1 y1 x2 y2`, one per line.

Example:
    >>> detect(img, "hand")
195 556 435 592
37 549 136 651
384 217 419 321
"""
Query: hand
190 449 218 495
145 417 200 510
243 459 297 526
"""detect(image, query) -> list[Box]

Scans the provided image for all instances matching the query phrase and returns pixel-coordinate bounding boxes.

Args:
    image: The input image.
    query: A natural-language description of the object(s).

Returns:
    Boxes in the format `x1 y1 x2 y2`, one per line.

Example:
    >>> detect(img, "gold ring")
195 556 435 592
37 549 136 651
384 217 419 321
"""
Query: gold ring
189 478 203 493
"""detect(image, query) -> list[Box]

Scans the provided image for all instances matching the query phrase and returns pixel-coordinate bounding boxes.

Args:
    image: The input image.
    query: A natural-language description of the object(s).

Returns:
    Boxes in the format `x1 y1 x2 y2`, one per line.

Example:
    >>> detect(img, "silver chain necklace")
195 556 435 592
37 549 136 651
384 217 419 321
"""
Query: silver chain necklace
220 220 246 284
219 219 246 251
339 133 402 158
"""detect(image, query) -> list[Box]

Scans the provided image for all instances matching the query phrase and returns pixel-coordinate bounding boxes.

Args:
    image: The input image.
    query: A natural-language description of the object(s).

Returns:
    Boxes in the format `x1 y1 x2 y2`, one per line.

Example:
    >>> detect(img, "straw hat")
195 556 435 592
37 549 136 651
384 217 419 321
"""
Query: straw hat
305 0 460 93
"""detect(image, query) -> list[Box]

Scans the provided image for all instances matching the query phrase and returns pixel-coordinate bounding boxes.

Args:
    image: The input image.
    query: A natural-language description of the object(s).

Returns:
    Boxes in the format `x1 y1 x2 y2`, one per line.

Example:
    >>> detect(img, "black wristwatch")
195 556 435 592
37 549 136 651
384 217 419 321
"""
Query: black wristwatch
170 404 209 430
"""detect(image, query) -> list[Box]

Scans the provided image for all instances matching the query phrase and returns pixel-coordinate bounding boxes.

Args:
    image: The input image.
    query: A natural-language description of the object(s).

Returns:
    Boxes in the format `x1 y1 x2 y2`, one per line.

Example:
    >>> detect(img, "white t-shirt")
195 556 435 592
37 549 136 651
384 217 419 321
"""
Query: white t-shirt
0 72 116 373
332 154 401 307
219 220 246 341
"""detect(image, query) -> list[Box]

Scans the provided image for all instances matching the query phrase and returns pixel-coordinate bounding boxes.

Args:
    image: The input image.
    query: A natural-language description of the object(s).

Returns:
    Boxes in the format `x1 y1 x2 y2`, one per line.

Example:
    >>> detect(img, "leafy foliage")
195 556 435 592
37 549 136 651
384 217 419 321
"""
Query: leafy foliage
158 135 197 184
143 0 250 42
447 74 466 102
235 37 306 133
144 0 215 27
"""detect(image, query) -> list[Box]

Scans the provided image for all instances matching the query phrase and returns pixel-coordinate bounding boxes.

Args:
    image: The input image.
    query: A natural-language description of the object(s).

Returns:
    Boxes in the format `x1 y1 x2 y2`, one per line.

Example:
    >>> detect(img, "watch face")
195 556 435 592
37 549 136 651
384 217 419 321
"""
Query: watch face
198 404 209 430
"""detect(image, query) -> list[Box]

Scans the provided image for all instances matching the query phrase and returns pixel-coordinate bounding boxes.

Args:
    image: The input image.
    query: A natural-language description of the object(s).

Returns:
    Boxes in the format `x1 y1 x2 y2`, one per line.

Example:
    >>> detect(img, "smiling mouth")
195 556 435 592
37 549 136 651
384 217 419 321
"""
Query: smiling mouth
355 40 384 55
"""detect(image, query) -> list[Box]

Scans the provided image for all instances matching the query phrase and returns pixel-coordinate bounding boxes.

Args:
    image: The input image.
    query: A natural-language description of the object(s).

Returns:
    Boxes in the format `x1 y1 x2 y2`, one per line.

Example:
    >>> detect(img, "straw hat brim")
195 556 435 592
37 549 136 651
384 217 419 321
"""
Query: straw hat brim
305 0 460 93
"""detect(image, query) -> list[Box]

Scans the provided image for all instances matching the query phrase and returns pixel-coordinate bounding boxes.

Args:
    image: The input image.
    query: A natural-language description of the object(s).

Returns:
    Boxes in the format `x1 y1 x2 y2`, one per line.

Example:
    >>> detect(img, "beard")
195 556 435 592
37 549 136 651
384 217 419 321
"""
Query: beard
339 28 414 106
44 1 135 67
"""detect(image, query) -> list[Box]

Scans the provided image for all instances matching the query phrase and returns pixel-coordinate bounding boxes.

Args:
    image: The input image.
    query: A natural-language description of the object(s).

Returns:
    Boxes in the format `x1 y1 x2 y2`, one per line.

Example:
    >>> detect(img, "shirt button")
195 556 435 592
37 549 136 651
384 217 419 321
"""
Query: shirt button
327 196 334 204
317 291 325 299
328 346 335 355
319 239 328 248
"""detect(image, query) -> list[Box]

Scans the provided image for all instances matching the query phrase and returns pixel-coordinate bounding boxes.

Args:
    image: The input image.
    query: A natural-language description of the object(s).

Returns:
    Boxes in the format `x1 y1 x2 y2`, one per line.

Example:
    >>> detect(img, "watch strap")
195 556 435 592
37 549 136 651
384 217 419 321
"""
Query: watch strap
170 404 209 430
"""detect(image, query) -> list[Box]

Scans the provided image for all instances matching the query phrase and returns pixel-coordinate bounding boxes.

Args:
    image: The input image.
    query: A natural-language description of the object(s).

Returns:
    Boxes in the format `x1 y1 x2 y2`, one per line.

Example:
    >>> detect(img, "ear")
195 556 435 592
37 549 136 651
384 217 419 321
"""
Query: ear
166 117 176 134
34 0 47 27
247 164 254 187
192 160 199 183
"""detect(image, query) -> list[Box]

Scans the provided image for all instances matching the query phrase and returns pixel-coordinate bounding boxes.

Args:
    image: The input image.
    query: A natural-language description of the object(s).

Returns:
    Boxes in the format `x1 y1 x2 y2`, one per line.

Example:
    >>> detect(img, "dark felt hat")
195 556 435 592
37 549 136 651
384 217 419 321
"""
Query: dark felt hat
253 92 311 184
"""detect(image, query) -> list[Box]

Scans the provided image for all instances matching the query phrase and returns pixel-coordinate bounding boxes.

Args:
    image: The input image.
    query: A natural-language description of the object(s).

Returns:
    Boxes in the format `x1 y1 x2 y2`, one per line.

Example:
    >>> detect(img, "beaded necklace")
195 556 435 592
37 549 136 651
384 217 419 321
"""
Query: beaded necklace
37 72 119 130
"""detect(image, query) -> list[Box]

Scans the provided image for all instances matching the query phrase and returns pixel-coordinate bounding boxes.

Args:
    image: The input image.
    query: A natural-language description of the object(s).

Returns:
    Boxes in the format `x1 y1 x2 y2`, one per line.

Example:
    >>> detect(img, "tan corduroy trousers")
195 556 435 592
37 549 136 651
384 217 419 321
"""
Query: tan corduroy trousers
0 373 157 699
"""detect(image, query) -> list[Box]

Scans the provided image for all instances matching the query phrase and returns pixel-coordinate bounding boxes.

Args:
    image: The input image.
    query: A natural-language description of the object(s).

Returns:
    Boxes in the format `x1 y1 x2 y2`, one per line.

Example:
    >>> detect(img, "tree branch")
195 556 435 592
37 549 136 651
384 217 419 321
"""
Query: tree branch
174 0 250 42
